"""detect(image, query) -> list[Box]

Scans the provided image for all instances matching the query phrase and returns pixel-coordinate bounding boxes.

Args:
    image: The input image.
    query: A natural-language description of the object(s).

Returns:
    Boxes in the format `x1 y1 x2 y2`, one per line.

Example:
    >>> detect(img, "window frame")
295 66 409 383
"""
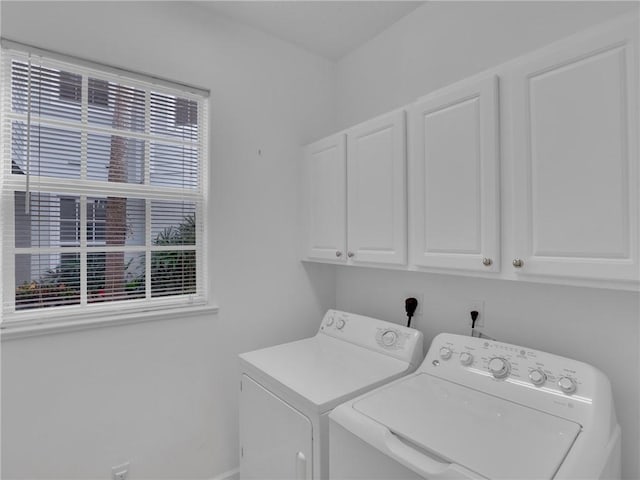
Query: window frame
0 41 211 329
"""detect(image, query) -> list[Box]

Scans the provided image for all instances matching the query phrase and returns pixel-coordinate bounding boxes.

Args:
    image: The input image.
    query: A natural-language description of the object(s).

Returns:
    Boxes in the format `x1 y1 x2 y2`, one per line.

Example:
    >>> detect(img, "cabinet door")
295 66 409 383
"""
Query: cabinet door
347 110 407 265
409 75 500 272
511 19 639 282
240 375 313 479
303 134 347 261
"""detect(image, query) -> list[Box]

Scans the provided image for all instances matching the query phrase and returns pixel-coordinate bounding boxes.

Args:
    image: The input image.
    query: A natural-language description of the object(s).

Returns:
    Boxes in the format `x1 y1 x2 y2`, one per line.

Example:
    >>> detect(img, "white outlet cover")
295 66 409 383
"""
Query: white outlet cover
465 300 485 327
404 293 423 316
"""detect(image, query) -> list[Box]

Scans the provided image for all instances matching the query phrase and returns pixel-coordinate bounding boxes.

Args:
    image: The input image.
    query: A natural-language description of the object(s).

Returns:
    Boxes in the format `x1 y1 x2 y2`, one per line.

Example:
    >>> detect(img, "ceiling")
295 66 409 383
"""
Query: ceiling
195 1 425 61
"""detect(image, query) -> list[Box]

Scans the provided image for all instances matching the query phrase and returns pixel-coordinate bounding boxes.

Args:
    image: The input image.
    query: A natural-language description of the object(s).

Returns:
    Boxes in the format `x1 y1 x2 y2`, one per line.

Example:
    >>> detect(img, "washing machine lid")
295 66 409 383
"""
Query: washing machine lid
353 373 581 479
240 334 410 412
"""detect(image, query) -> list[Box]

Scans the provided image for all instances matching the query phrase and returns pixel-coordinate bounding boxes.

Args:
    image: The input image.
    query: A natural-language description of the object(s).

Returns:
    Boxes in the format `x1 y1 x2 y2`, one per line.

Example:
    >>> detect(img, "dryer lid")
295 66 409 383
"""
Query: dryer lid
240 335 410 411
353 373 581 479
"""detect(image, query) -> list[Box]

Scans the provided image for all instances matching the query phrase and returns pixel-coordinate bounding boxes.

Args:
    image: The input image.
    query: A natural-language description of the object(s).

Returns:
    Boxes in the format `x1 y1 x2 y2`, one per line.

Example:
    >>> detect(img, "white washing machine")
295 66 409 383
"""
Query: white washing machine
239 309 424 480
330 332 621 479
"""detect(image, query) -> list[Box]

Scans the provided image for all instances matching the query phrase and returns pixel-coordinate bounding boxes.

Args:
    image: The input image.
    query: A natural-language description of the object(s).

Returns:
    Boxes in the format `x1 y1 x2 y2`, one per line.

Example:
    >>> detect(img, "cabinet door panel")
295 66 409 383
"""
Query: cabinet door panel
424 97 482 253
347 111 406 265
410 75 500 272
304 134 346 261
240 375 313 479
511 20 638 281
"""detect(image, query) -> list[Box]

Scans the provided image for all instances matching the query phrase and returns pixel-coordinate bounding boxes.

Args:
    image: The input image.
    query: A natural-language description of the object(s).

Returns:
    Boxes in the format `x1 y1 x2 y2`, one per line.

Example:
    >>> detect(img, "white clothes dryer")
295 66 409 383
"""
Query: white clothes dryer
239 309 424 480
330 332 620 479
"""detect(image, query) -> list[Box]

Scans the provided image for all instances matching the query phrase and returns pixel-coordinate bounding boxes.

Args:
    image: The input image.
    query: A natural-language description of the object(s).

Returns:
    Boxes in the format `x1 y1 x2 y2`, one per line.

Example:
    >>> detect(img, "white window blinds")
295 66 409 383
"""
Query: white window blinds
1 43 209 325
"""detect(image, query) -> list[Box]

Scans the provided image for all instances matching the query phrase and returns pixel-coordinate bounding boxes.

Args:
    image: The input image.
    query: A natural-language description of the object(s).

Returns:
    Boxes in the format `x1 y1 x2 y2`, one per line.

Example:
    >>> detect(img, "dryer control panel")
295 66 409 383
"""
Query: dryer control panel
423 333 613 424
319 310 424 367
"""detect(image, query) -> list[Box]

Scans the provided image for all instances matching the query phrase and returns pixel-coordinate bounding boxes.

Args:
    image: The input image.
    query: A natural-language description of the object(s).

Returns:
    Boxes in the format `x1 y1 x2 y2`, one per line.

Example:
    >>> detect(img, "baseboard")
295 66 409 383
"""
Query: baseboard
210 467 239 480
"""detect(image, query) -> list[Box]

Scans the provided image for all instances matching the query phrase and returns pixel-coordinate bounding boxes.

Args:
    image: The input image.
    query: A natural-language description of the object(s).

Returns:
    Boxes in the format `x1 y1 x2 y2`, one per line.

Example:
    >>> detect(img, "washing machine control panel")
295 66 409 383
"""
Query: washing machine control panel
319 310 424 366
425 333 601 406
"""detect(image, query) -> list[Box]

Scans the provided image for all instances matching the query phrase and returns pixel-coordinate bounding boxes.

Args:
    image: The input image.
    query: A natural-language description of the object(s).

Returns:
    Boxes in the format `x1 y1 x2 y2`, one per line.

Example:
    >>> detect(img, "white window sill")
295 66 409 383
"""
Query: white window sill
0 304 219 341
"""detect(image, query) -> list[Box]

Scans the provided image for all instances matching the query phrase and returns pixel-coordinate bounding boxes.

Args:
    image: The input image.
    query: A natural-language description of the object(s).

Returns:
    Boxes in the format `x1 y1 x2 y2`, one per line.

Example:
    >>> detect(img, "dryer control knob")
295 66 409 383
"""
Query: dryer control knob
381 330 398 347
326 316 334 327
558 376 577 395
529 368 547 386
439 347 453 360
336 318 346 330
459 352 474 366
488 357 510 379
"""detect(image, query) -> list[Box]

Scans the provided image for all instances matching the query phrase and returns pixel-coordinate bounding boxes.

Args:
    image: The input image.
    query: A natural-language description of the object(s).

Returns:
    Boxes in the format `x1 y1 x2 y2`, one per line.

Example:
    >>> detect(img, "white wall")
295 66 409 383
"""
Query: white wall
0 2 336 478
334 2 640 479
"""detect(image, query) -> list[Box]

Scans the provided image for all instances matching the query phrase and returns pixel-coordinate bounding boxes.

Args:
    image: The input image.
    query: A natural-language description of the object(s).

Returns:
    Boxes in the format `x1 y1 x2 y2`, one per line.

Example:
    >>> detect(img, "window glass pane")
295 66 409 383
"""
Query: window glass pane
151 250 196 297
151 201 196 245
59 197 80 245
86 198 106 244
88 78 109 107
91 197 144 247
175 98 198 127
15 253 81 310
150 142 198 188
87 133 144 184
12 121 81 179
11 60 82 122
14 192 80 248
87 251 145 303
88 79 145 132
150 92 198 141
86 197 145 247
59 71 82 103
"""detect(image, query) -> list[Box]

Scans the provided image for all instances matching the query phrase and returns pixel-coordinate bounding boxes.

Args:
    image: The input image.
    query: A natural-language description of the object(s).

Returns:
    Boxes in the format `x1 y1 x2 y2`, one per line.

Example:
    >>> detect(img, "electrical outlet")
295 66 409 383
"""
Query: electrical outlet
466 300 485 327
112 462 130 480
404 293 423 316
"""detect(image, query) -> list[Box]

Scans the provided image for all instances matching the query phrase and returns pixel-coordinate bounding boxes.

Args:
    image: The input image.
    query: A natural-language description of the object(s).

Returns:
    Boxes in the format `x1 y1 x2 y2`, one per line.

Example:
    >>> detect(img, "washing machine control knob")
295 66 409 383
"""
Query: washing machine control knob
488 357 510 379
459 352 474 366
439 347 453 360
326 316 334 327
336 318 346 330
558 376 577 395
529 368 547 386
381 330 398 347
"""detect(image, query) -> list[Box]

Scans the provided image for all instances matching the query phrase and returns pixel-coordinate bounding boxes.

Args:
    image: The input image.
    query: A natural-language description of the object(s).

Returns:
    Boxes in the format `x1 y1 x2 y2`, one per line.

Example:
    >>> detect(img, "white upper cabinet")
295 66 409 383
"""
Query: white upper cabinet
303 134 347 262
510 18 639 283
302 14 638 290
347 110 407 265
409 75 500 272
303 112 407 266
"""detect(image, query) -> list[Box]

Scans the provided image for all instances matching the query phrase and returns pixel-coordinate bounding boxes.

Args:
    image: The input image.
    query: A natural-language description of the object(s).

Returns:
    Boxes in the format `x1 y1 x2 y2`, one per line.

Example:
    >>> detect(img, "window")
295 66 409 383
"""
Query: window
1 44 209 325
